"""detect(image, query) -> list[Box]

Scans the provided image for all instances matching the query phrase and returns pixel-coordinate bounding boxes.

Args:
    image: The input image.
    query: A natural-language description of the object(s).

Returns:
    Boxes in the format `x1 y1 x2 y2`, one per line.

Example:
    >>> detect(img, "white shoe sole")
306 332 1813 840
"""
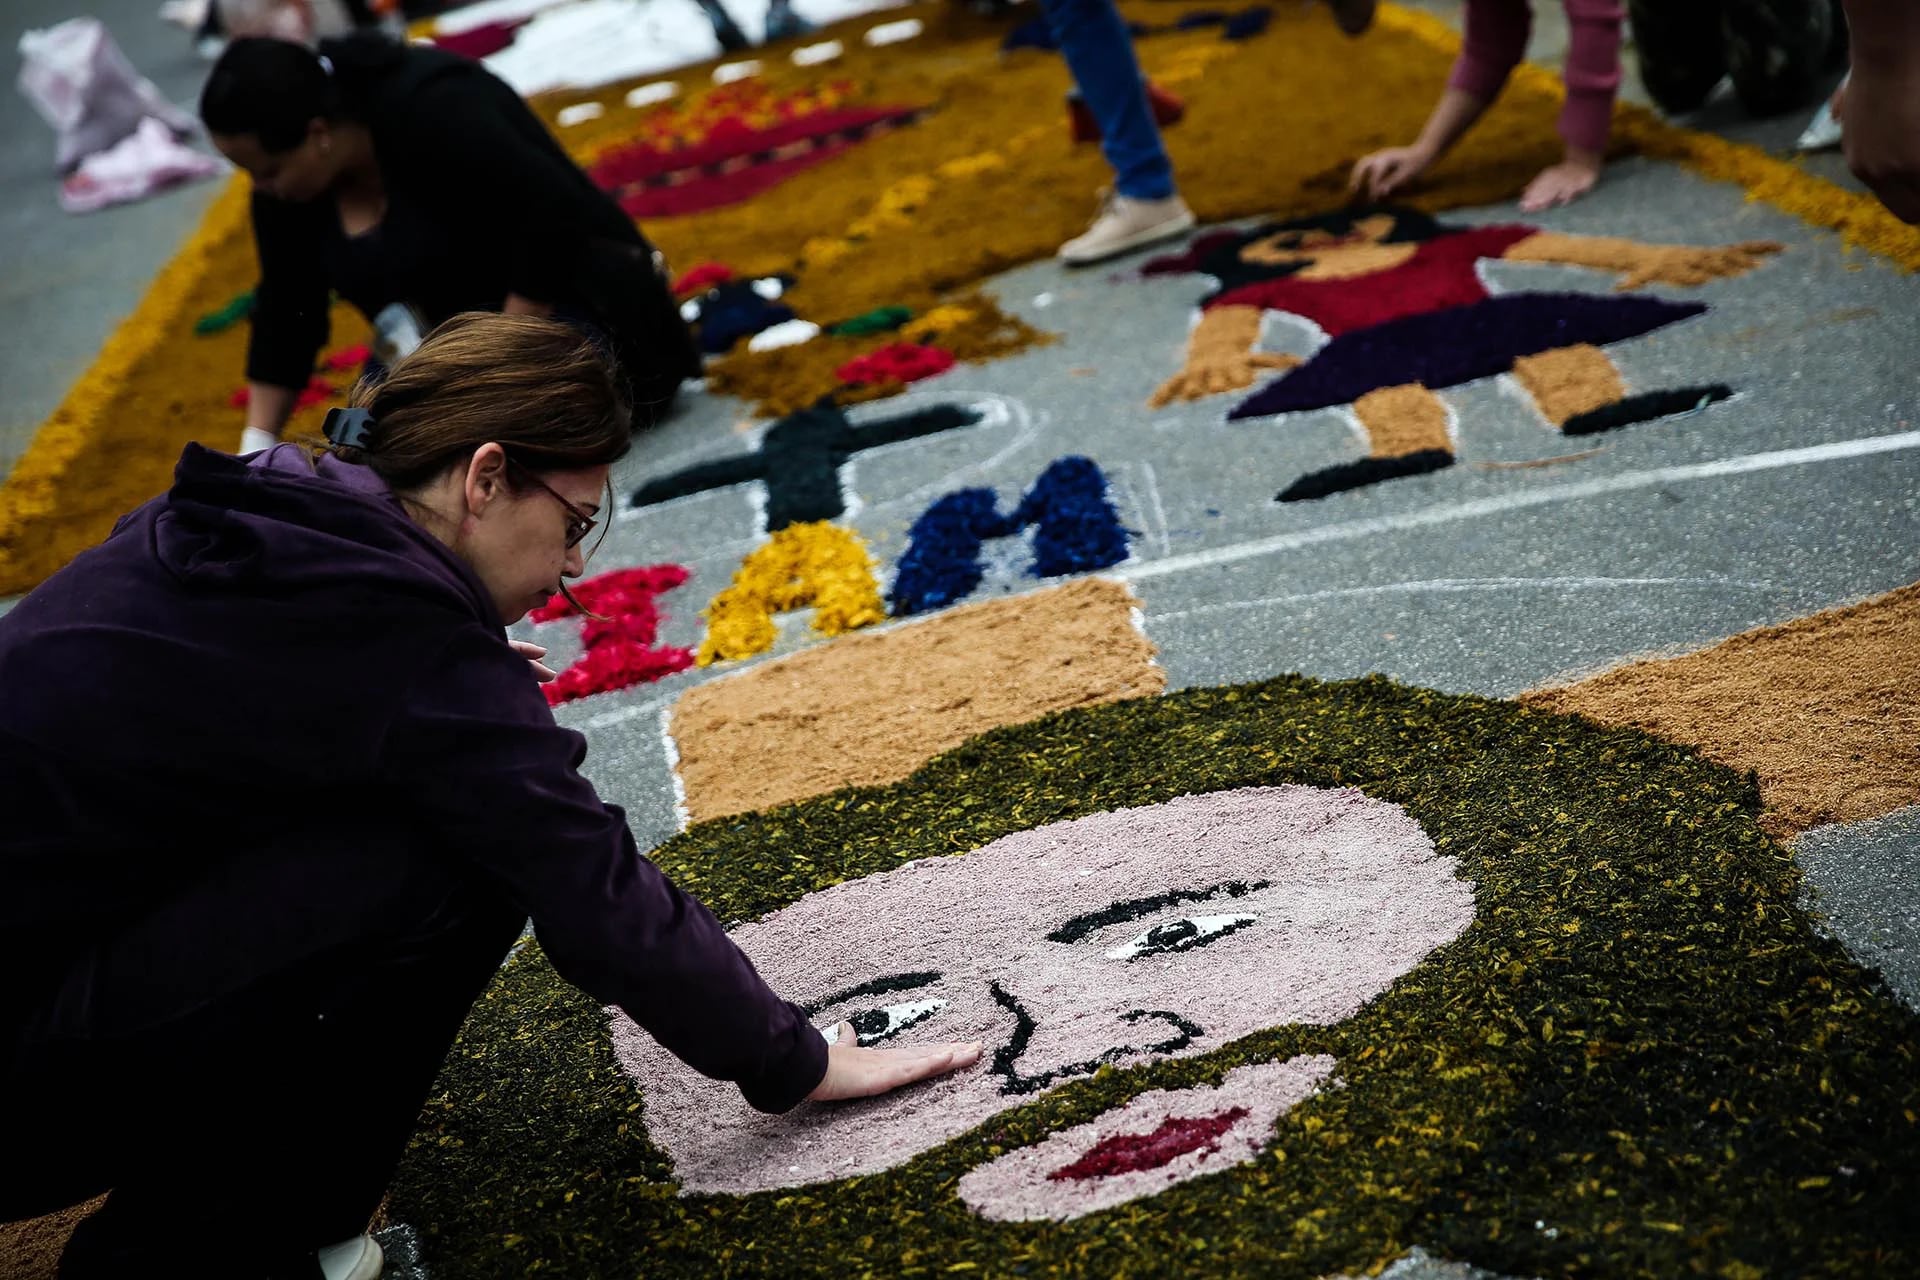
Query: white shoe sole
317 1235 384 1280
1058 210 1197 267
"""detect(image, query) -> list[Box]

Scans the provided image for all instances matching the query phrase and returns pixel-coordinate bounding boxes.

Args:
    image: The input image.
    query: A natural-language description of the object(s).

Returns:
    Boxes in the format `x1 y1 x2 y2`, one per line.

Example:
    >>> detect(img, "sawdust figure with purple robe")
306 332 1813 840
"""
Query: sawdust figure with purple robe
1142 208 1782 499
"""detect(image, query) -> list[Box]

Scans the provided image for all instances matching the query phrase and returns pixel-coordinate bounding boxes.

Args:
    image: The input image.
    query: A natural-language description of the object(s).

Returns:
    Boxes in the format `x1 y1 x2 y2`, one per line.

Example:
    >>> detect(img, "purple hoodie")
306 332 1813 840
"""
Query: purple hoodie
0 443 825 1112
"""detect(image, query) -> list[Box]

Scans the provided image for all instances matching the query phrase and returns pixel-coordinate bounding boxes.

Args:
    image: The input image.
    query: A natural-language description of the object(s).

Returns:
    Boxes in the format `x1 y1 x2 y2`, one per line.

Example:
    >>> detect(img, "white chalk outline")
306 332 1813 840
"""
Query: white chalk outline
659 703 692 832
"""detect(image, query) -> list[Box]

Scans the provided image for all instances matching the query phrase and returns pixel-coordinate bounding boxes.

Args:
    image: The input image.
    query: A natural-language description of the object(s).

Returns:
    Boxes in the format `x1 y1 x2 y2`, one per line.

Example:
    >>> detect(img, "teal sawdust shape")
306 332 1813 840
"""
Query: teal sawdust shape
387 675 1920 1278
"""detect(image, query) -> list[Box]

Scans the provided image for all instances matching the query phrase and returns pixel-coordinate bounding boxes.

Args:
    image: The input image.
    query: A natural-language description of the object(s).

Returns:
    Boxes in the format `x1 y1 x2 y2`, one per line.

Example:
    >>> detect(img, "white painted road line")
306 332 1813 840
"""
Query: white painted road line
1118 431 1920 584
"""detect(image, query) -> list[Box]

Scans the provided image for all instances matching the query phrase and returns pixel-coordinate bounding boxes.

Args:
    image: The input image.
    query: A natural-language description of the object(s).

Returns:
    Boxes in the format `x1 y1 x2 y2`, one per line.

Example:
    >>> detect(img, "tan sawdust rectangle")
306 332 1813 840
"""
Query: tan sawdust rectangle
1521 581 1920 838
1510 344 1625 426
1354 384 1451 458
669 577 1165 823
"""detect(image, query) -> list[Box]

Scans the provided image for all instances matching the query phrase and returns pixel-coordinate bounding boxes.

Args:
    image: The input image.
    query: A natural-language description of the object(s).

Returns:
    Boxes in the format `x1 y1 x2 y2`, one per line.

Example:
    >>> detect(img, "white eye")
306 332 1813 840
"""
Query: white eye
679 299 702 322
751 277 786 300
1105 914 1258 961
843 998 948 1045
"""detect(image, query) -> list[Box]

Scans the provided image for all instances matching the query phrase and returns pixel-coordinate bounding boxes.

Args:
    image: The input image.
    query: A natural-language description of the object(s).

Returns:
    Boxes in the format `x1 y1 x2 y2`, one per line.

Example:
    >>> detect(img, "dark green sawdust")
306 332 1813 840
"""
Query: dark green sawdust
387 674 1920 1278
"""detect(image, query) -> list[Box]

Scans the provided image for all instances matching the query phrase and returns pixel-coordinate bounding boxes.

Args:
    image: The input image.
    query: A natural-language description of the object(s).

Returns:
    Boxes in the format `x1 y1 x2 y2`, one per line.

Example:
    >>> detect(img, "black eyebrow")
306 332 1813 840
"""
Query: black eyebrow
1047 880 1272 944
801 970 942 1016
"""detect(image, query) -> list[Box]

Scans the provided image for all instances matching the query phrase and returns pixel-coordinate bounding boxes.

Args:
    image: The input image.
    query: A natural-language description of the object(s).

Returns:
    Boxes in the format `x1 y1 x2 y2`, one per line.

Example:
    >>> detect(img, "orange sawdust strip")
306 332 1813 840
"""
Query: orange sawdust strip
1504 230 1786 287
1355 383 1451 457
1510 344 1624 426
668 576 1164 822
1520 581 1920 839
5 0 1907 597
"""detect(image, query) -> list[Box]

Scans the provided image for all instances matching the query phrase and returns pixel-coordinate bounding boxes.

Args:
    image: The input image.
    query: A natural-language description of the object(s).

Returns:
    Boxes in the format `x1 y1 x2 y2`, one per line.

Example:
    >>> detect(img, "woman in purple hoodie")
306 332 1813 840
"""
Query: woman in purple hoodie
0 313 979 1280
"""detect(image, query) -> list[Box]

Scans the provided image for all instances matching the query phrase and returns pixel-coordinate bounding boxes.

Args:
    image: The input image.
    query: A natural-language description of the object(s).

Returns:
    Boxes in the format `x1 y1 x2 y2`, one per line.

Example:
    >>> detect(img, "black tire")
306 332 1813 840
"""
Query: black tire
1628 0 1729 115
1825 0 1849 71
1721 0 1835 115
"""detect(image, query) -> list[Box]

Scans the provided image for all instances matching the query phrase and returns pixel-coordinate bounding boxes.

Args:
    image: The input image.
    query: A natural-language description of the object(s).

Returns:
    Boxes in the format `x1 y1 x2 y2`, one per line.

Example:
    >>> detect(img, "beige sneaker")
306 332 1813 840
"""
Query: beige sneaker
1326 0 1376 35
1059 191 1196 266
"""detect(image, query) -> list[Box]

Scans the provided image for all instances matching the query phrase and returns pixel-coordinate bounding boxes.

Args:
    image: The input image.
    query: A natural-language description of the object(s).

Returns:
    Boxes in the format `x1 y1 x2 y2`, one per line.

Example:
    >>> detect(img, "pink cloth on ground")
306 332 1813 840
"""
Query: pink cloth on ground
1448 0 1623 155
59 116 222 214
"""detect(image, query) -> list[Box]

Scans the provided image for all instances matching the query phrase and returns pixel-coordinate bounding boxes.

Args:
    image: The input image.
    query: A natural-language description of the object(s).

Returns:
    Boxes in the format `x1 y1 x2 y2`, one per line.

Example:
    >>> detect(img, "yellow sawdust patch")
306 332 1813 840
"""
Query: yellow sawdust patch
697 521 886 663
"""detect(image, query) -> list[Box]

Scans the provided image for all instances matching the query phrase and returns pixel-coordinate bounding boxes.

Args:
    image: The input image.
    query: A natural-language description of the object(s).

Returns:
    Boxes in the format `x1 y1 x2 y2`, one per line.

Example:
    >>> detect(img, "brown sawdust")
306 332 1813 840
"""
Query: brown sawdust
1510 344 1624 425
668 576 1163 821
1504 230 1785 289
1354 383 1450 457
1520 581 1920 839
1148 304 1300 407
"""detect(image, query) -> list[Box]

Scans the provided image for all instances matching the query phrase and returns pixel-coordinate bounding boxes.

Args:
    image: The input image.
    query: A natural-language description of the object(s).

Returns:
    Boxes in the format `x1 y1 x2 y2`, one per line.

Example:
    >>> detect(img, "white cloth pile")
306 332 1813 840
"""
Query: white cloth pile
16 17 225 213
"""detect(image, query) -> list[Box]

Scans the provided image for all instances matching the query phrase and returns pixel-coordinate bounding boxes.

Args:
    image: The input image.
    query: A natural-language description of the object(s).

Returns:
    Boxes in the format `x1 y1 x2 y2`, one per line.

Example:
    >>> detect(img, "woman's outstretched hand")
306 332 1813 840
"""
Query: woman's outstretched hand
806 1022 983 1102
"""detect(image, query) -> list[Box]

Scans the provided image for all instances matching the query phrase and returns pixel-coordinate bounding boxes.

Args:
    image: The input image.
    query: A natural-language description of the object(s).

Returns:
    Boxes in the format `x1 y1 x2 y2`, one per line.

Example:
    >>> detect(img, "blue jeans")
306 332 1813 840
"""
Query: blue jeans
1038 0 1176 200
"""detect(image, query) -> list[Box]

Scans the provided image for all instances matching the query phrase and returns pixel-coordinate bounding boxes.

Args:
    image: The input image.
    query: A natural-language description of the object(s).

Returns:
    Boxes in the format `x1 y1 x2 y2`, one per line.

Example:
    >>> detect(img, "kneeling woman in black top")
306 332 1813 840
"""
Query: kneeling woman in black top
202 34 701 453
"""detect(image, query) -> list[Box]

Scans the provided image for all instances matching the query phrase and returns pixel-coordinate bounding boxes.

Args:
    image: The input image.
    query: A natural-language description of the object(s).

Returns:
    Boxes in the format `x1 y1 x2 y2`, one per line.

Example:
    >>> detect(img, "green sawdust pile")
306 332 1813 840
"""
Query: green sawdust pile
388 675 1920 1278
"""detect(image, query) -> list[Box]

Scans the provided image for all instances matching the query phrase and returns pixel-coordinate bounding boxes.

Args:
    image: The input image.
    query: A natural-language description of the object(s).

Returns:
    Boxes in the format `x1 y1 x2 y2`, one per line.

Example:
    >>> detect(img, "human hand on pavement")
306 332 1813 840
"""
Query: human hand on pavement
1349 144 1433 201
1517 147 1603 213
806 1022 983 1102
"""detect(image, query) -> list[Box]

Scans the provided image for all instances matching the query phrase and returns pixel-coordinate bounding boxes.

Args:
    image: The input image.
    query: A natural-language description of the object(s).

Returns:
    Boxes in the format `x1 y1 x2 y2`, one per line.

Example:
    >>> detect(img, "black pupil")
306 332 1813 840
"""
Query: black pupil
1144 920 1200 949
850 1009 893 1041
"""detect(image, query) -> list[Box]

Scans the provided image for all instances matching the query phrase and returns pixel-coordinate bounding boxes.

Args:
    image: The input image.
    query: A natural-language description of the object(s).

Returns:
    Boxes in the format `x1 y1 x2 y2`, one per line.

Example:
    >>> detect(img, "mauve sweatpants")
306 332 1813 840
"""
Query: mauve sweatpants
1 830 524 1278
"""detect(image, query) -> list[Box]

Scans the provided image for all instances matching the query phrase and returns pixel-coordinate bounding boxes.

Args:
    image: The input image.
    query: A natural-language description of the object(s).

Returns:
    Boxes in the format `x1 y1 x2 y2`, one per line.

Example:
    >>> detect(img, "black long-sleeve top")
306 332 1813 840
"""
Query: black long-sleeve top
246 46 648 390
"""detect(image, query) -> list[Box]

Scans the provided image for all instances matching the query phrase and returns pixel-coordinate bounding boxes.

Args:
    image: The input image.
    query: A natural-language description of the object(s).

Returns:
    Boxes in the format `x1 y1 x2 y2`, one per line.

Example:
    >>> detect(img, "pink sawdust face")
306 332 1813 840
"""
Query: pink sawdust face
611 785 1476 1195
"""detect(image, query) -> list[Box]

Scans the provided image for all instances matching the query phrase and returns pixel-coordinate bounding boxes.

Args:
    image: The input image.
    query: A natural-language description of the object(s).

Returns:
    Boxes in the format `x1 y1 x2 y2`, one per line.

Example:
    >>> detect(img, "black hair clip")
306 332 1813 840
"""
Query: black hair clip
322 407 377 451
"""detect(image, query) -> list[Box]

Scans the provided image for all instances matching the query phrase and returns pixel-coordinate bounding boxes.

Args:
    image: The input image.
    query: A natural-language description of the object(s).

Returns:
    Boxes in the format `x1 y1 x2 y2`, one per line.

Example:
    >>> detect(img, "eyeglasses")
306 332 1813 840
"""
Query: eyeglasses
506 458 598 550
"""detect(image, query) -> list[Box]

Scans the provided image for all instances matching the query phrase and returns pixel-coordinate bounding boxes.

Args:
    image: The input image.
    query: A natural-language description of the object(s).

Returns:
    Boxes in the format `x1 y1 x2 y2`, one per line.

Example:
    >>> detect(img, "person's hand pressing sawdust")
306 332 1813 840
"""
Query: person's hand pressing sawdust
807 1022 983 1101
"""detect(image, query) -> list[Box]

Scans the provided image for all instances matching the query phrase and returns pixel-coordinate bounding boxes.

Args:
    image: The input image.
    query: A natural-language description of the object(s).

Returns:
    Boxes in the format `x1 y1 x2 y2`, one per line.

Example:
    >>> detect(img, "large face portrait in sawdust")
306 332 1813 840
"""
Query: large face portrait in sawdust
391 678 1920 1279
611 786 1475 1201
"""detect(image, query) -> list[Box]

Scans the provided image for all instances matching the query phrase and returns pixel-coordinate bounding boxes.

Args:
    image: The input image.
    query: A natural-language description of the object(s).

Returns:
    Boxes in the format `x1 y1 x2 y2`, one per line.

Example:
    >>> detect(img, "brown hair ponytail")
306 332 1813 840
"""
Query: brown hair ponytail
329 311 634 487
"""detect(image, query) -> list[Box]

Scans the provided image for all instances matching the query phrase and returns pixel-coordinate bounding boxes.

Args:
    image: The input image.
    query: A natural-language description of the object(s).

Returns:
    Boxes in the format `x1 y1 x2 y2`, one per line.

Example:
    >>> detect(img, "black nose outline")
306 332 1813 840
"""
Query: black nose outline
987 981 1203 1096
